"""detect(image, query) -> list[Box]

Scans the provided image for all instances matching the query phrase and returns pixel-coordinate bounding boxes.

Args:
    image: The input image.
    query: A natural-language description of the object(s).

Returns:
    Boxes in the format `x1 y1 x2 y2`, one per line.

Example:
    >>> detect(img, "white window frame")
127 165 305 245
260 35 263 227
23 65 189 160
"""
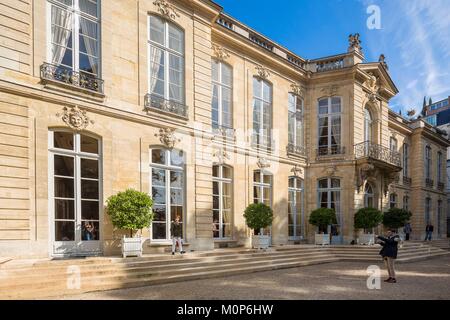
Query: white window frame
212 165 233 239
149 148 185 242
318 97 342 153
253 170 272 236
252 77 273 148
212 60 233 130
317 178 342 231
288 176 304 240
288 93 304 147
364 183 375 208
364 108 373 143
147 14 185 104
48 130 102 255
46 0 101 77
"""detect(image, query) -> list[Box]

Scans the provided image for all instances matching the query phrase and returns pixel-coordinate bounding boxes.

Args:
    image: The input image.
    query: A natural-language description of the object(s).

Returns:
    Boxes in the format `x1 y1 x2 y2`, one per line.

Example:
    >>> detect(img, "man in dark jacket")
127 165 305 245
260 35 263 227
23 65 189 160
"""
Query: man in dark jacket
171 215 185 255
424 223 434 241
377 230 400 283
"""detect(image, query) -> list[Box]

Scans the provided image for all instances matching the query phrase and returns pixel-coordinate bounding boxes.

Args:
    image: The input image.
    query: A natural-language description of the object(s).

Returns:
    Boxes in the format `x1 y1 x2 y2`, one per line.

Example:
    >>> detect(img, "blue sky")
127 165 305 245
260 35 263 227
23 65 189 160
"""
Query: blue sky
214 0 450 113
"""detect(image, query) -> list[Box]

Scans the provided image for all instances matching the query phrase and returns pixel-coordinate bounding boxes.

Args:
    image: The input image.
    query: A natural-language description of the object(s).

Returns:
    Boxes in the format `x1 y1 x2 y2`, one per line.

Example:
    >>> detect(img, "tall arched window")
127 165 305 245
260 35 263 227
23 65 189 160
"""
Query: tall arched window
252 77 272 149
49 130 101 255
288 177 303 240
317 178 341 242
288 93 304 148
318 97 342 156
212 60 232 131
148 14 185 104
364 108 373 143
364 183 374 208
212 165 233 239
150 148 185 241
425 145 432 180
253 170 272 236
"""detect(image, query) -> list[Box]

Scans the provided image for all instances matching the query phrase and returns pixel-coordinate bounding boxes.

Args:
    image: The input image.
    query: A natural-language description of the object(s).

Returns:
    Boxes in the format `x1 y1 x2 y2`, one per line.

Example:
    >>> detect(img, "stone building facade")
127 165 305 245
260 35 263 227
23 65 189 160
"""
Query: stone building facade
0 0 448 258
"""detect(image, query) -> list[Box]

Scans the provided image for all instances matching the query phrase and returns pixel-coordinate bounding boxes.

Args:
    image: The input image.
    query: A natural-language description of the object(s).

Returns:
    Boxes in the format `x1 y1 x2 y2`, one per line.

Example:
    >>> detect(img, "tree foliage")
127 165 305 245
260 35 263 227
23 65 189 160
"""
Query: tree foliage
309 208 337 232
382 208 412 229
244 203 273 233
106 189 153 237
354 207 383 230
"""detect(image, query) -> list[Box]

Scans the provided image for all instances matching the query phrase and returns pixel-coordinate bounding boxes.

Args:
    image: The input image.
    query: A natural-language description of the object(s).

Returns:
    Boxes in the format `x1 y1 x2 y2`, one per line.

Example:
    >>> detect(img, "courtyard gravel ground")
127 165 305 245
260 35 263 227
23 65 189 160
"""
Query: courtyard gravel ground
59 255 450 300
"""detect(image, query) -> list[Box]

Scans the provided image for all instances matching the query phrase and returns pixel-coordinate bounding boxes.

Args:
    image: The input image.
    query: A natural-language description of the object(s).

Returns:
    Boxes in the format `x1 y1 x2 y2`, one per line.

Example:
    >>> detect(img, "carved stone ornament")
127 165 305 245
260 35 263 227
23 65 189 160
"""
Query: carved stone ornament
291 164 303 177
213 148 230 164
383 172 399 196
348 33 362 52
290 83 305 98
257 157 270 169
321 85 339 97
154 128 180 149
379 54 389 70
153 0 180 20
212 45 230 61
364 73 380 103
325 165 338 176
255 66 270 79
356 163 376 191
57 106 94 131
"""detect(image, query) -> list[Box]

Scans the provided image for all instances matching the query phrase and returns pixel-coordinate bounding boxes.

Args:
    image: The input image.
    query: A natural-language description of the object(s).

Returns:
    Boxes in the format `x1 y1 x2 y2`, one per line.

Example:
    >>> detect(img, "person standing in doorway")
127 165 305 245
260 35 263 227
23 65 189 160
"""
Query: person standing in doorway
424 223 434 241
171 215 185 255
403 222 412 241
377 229 400 283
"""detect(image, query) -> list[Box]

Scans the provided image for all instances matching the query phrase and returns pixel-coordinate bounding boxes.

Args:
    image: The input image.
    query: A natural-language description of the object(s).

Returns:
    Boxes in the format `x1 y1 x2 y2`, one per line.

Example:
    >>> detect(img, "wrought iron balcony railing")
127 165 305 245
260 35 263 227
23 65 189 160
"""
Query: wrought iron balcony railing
354 142 401 167
287 143 307 157
213 125 236 142
403 176 412 186
425 178 434 188
316 146 346 157
438 182 445 191
144 94 188 119
40 63 104 93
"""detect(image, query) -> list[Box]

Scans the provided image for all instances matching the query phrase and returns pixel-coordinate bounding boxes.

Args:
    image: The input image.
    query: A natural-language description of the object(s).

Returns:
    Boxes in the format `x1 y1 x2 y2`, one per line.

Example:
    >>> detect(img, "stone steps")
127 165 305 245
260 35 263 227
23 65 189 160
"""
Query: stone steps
1 244 448 299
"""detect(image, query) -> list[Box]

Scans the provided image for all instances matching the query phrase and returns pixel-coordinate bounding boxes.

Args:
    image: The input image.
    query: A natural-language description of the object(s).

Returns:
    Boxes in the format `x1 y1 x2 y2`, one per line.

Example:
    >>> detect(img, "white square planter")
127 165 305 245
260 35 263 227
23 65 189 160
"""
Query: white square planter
315 233 330 245
358 233 375 245
122 236 143 258
252 235 271 249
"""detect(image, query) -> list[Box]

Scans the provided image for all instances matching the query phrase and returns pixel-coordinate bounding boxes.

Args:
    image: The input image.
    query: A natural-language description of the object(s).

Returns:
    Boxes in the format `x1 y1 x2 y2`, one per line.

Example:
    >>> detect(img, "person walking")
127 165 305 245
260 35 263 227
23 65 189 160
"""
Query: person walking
377 229 400 283
403 222 412 241
171 215 185 255
424 223 434 241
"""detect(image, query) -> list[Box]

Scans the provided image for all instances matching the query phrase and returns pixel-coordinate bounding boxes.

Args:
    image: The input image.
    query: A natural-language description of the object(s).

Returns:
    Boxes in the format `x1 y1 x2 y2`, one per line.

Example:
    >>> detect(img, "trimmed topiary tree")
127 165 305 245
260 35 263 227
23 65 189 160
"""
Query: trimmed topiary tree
106 189 154 237
383 208 412 230
354 207 383 233
309 208 337 234
243 203 273 235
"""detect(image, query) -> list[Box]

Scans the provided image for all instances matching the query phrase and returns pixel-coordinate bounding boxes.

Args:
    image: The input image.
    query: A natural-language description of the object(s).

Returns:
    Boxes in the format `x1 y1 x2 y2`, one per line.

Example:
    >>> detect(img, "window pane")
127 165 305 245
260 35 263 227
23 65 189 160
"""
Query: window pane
318 179 328 189
170 171 183 188
152 222 166 239
212 60 219 82
54 155 74 177
79 0 98 17
263 174 271 185
221 64 232 86
55 199 74 219
79 17 98 39
55 177 74 198
213 181 219 196
170 149 184 166
222 166 232 179
152 186 166 204
79 53 99 75
331 97 341 113
54 132 74 150
80 135 98 154
331 179 340 188
170 188 182 205
253 170 260 183
263 81 272 102
253 78 261 98
223 182 232 196
168 24 184 53
81 221 99 240
81 200 99 220
150 15 165 45
153 205 166 221
81 158 98 179
171 206 183 225
81 179 98 199
152 149 166 164
55 221 75 241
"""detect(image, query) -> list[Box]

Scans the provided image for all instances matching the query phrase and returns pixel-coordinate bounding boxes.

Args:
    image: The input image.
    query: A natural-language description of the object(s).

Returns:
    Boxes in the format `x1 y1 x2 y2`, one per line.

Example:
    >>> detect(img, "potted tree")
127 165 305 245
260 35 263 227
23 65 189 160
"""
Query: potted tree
106 189 153 258
243 203 273 249
309 208 337 245
382 208 412 238
354 207 383 245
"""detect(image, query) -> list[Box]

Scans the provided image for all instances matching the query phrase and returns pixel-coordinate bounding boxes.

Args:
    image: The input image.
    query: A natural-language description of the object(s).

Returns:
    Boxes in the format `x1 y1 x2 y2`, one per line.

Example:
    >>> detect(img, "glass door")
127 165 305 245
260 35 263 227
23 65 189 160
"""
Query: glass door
50 131 101 256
